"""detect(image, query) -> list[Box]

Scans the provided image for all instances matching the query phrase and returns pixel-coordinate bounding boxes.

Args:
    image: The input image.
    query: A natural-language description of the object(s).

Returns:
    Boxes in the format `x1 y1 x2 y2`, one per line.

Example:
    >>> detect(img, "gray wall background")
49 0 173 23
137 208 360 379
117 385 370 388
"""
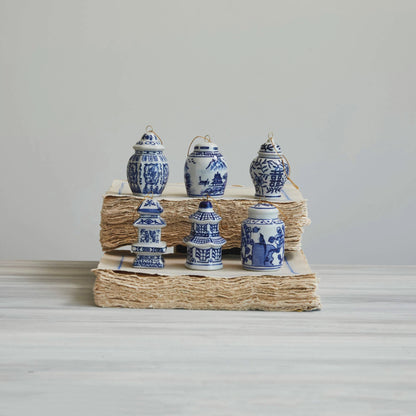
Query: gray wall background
0 0 415 264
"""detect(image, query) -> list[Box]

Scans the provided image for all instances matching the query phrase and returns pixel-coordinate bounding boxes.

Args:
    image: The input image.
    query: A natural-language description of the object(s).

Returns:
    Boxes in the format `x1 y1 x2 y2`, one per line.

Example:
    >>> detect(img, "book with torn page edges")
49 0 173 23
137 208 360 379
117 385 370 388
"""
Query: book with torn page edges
93 251 320 312
100 180 310 252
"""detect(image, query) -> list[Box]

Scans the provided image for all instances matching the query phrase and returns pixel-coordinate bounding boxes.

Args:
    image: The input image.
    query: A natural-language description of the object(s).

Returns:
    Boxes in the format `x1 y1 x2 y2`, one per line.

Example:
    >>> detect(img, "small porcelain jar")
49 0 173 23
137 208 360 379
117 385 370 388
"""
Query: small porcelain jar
250 137 289 199
131 198 167 268
127 126 169 196
241 203 285 271
183 200 226 270
184 136 228 197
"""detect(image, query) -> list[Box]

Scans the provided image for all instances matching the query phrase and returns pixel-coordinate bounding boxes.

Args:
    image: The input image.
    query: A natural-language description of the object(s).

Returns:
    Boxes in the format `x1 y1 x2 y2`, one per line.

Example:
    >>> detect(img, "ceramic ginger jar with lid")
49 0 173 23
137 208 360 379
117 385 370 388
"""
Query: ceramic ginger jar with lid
127 126 169 196
183 200 226 270
241 203 285 271
250 136 289 199
184 136 228 197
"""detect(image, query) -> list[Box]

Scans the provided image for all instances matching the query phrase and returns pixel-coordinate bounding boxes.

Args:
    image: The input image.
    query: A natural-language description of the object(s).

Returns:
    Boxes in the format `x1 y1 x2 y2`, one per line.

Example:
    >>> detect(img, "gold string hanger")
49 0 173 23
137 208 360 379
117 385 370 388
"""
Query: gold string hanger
204 194 214 206
136 191 155 217
141 192 154 205
140 191 155 204
187 134 212 156
267 132 299 190
145 124 164 145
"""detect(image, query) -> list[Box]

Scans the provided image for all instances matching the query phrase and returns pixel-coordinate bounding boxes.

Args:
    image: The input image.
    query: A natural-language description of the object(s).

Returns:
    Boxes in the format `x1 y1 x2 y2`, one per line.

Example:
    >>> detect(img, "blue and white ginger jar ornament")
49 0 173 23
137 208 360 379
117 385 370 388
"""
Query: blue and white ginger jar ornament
183 200 226 270
241 203 285 271
250 133 290 199
131 198 167 268
184 135 228 197
127 125 169 196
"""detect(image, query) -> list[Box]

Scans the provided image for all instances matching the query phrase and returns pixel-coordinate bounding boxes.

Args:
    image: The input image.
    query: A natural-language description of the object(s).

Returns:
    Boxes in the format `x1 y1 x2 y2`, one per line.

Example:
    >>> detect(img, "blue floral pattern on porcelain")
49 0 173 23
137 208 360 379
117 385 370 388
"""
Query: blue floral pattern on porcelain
127 129 169 197
241 203 285 271
250 139 289 199
184 141 228 197
131 198 167 268
183 200 226 270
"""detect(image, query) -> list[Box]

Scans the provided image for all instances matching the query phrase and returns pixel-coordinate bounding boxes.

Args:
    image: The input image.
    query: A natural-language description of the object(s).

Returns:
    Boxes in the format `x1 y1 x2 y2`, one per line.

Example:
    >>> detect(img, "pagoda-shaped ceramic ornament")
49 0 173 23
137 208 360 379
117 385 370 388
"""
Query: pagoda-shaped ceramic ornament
127 125 169 196
131 198 167 268
183 200 226 270
250 133 290 199
184 135 228 197
241 203 285 271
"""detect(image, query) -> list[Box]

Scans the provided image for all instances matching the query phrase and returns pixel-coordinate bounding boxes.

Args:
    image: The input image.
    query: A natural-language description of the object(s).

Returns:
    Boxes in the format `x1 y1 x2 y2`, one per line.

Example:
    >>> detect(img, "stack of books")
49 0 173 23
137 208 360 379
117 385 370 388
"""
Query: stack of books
93 180 321 311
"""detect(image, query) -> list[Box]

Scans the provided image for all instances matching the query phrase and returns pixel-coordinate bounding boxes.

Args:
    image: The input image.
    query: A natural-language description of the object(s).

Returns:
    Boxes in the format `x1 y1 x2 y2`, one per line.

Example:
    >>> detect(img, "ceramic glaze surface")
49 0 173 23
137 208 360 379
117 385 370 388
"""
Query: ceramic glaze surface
131 198 167 268
183 200 226 270
127 132 169 196
184 142 227 197
241 203 285 271
250 141 289 199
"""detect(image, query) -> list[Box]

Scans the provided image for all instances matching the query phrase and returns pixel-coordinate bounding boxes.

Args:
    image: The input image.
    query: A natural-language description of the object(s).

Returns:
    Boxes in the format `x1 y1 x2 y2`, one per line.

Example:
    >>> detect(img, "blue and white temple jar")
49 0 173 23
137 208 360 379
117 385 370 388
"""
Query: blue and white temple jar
131 198 167 268
241 203 285 271
183 200 226 270
127 126 169 196
184 136 228 197
250 136 289 199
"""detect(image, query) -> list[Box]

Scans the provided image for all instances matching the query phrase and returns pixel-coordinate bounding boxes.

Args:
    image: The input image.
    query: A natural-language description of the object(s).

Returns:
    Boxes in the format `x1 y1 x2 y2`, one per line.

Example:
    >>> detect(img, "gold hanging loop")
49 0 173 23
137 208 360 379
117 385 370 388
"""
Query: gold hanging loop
187 135 211 156
143 191 154 200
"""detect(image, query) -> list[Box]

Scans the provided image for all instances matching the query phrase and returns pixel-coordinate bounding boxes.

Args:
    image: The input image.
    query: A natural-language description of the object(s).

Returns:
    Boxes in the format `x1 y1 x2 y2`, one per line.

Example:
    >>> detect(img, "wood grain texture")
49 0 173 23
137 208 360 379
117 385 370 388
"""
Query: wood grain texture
1 261 415 416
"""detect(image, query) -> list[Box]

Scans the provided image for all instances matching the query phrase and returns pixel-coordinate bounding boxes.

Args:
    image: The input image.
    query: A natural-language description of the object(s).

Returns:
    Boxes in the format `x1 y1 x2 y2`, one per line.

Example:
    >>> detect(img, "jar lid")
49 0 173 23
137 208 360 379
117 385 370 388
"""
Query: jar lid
133 133 164 151
258 141 282 157
248 203 279 219
192 142 219 153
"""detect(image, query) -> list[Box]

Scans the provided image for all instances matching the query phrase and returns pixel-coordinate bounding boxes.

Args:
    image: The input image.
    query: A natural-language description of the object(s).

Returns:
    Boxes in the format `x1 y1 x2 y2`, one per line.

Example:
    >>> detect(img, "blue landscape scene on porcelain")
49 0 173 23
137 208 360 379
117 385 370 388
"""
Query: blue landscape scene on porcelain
250 141 289 199
184 142 228 197
241 203 285 271
131 198 167 268
183 200 226 270
127 132 169 197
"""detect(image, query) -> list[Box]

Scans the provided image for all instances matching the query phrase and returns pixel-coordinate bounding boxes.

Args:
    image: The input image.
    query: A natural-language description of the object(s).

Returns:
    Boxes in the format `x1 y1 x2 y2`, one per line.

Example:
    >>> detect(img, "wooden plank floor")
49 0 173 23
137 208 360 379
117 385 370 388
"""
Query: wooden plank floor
0 261 415 416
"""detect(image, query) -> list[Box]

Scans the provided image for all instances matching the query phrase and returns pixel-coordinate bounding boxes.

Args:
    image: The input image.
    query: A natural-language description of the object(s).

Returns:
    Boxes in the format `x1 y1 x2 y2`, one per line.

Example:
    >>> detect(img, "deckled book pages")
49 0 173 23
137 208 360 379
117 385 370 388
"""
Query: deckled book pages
100 180 310 252
93 251 320 312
